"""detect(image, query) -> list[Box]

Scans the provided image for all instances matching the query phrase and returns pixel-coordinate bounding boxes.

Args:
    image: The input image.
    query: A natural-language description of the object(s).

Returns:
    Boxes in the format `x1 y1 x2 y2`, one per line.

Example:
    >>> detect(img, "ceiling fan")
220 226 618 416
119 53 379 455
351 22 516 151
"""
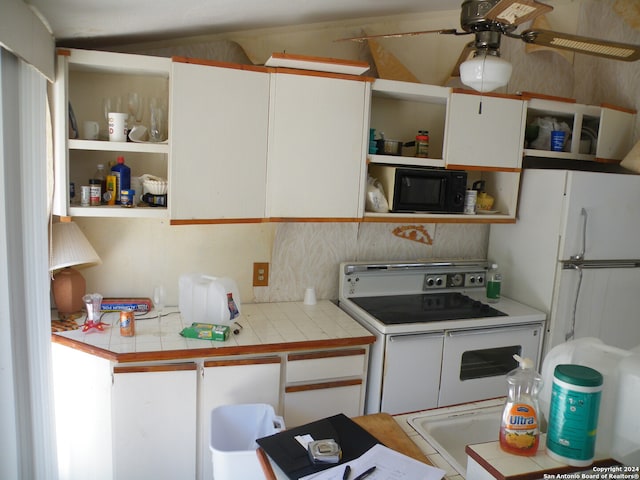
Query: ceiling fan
339 0 640 92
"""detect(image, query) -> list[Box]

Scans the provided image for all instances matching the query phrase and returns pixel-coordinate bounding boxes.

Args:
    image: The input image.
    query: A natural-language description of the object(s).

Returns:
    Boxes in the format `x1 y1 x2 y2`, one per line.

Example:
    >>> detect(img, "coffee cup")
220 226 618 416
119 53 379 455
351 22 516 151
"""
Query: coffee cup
108 112 128 142
82 120 100 140
303 287 317 305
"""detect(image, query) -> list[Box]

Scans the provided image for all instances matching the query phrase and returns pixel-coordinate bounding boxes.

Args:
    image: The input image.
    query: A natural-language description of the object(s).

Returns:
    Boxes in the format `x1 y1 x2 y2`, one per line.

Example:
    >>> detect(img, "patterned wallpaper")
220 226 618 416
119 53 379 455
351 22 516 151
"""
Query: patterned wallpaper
255 222 489 302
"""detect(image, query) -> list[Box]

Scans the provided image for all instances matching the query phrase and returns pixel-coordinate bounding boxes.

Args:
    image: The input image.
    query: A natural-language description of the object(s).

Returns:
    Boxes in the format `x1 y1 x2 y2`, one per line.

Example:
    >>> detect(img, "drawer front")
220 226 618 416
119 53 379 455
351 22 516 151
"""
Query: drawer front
284 382 363 428
286 348 366 383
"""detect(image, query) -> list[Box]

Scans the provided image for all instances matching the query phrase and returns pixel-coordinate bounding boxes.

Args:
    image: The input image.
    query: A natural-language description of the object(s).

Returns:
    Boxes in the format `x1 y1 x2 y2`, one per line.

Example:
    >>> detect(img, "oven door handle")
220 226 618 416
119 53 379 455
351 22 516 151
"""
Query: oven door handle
446 323 542 337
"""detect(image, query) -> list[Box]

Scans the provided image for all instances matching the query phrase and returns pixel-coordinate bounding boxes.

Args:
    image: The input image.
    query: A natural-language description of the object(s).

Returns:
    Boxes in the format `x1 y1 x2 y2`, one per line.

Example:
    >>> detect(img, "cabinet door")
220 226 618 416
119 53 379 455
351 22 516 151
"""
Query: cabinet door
170 61 270 220
112 363 198 480
446 92 525 169
266 72 369 219
381 333 444 414
200 357 281 480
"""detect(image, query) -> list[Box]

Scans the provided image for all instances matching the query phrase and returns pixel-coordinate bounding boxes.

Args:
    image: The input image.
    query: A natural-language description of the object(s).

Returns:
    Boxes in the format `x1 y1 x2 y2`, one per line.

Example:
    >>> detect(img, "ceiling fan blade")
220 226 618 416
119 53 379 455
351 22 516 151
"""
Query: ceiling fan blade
485 0 553 26
336 29 461 42
450 42 476 78
521 29 640 61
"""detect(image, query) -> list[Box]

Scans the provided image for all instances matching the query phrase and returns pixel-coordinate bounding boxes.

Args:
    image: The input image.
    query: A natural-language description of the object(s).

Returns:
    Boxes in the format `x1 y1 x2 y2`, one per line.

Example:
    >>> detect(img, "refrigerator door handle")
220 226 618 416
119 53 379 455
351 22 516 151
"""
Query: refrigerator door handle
570 207 588 261
562 259 640 269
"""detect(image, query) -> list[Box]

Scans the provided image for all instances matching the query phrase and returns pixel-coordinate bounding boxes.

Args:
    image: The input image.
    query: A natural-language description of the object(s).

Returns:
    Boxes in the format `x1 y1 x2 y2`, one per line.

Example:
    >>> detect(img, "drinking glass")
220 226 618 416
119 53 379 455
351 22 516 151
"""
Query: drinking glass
153 284 166 322
150 105 164 142
127 92 140 126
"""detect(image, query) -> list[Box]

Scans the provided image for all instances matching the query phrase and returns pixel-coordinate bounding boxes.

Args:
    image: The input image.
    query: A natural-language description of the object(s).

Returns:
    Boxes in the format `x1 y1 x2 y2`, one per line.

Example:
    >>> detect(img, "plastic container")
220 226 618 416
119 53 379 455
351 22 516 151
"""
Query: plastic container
539 337 633 460
209 404 284 480
611 354 640 466
546 364 602 467
499 355 542 456
90 164 106 204
486 263 501 303
178 273 241 325
111 156 130 204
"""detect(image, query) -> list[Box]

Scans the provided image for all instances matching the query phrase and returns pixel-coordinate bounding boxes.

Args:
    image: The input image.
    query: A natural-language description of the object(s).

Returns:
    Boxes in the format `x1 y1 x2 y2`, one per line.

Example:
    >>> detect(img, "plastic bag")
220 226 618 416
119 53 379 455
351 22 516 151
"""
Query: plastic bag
365 175 390 213
529 117 571 151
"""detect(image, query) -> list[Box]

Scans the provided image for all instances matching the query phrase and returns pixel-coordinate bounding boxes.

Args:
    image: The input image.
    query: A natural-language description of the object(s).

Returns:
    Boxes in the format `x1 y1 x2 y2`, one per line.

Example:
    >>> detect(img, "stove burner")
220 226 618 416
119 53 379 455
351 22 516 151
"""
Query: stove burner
350 292 507 325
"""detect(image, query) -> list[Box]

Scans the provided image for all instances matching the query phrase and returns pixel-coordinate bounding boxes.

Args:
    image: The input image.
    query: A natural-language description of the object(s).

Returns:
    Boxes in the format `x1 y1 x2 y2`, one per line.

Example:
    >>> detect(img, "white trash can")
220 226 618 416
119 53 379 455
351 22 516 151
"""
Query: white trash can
209 403 284 480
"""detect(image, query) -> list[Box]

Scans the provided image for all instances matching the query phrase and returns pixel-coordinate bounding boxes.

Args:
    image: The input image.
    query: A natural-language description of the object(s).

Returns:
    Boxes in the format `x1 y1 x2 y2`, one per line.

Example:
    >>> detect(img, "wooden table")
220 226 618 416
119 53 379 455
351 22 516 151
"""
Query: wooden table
257 413 431 479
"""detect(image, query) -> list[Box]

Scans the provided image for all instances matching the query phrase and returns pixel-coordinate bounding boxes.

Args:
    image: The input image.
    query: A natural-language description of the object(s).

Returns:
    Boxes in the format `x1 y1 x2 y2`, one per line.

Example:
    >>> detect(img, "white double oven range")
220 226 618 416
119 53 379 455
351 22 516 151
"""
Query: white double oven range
338 260 546 415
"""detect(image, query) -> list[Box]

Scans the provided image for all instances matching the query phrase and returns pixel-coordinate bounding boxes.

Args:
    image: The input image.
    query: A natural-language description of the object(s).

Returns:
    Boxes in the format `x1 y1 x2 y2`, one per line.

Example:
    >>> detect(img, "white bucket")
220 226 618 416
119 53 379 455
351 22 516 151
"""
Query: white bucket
209 404 284 480
178 274 241 325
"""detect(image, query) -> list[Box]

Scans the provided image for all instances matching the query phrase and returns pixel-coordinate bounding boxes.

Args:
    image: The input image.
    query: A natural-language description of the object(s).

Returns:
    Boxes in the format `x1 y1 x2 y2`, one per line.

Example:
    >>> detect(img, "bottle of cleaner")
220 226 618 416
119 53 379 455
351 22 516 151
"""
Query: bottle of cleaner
486 263 501 303
499 354 543 456
111 156 131 205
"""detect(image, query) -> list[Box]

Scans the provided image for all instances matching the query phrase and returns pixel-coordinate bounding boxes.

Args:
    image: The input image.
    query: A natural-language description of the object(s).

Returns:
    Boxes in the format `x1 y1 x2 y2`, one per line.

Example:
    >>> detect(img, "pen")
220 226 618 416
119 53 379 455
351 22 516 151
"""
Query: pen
342 464 351 480
353 465 376 480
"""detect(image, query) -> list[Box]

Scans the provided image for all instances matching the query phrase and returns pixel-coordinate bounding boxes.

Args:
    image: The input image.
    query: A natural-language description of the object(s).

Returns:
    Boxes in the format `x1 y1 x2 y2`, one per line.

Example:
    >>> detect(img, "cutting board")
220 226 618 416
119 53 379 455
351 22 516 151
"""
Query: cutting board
352 413 432 465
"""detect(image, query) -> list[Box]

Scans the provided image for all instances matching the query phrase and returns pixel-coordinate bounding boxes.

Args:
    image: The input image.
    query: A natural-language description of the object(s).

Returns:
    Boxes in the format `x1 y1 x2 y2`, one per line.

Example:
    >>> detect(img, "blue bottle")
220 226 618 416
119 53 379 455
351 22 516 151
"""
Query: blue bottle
111 156 131 205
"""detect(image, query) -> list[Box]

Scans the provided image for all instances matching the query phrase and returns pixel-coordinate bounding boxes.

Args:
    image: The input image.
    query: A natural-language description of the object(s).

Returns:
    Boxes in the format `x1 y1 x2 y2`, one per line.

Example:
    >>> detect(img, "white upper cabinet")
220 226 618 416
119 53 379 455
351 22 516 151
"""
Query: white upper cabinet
523 96 636 163
368 79 450 168
445 91 526 170
266 72 370 219
169 60 270 221
52 48 171 218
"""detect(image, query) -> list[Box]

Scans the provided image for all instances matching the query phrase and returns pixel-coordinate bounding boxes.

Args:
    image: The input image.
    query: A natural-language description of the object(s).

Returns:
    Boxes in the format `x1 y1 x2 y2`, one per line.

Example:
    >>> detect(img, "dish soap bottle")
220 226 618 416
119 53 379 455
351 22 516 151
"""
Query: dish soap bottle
499 355 543 456
486 263 501 303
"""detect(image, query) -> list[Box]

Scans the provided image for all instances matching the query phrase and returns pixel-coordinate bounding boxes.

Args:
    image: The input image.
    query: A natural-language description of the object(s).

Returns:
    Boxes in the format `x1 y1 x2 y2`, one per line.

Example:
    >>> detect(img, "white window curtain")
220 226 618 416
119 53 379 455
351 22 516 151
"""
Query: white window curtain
0 48 58 479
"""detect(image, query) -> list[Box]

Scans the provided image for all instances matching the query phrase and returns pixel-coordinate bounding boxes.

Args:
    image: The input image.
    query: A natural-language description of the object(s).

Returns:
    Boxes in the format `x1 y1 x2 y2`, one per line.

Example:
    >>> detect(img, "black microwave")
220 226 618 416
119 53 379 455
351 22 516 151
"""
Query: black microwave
369 165 467 213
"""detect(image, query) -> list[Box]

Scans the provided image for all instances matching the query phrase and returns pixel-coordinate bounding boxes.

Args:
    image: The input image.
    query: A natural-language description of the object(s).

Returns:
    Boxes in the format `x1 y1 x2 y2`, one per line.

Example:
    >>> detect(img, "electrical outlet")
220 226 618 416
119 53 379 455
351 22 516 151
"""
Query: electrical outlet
253 262 269 287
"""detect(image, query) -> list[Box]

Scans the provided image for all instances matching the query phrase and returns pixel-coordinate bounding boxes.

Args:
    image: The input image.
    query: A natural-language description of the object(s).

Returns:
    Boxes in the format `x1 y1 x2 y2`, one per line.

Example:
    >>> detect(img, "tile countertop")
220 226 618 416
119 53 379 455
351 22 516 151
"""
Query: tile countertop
51 300 375 363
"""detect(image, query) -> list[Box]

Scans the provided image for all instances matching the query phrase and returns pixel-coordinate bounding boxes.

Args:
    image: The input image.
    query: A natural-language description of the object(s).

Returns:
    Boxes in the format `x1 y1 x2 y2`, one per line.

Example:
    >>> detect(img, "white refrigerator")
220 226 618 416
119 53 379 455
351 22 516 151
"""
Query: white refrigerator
489 168 640 355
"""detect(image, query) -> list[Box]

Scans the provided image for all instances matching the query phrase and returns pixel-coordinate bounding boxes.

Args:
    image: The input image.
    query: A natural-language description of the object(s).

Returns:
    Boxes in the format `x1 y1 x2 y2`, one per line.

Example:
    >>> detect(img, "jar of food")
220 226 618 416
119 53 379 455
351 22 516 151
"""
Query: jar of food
415 130 429 158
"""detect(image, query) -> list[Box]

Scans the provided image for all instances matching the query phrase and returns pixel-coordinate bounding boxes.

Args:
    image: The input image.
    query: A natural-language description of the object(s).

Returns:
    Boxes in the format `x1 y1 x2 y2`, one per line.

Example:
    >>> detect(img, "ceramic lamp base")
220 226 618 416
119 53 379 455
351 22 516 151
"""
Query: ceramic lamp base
52 267 86 315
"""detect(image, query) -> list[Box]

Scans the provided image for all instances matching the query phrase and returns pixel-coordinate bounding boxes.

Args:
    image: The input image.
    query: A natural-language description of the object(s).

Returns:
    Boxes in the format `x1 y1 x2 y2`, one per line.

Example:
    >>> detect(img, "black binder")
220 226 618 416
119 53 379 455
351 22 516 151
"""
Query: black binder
256 413 381 479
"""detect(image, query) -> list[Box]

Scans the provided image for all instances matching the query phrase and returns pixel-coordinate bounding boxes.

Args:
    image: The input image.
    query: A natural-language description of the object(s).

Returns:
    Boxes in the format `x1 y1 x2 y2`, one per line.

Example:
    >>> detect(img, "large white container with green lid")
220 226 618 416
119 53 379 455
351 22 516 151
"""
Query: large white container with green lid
546 364 603 466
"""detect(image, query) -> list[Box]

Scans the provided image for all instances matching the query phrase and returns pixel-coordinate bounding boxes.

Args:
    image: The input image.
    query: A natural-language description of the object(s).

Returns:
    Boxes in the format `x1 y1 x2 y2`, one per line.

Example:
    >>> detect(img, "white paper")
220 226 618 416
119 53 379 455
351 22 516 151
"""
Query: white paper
300 444 445 480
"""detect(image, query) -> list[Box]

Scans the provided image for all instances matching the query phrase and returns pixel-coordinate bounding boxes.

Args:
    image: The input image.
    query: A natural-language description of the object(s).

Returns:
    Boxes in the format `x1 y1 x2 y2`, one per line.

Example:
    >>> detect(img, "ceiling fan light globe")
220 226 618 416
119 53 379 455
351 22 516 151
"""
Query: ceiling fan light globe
460 54 512 92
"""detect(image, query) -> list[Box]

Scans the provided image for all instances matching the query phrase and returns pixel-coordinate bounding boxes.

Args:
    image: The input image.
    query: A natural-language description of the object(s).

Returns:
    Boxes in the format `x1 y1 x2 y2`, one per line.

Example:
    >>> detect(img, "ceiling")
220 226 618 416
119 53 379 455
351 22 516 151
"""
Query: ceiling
25 0 464 46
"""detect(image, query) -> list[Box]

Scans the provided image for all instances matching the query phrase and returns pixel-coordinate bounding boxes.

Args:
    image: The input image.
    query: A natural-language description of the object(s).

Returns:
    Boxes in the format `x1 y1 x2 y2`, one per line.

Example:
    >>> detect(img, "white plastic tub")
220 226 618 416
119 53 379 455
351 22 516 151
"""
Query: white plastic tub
209 404 284 480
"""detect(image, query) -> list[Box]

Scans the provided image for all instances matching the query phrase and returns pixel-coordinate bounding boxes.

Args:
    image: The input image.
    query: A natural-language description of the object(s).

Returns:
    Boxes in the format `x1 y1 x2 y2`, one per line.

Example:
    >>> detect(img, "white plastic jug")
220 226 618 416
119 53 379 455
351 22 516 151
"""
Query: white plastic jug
539 337 636 462
178 274 241 325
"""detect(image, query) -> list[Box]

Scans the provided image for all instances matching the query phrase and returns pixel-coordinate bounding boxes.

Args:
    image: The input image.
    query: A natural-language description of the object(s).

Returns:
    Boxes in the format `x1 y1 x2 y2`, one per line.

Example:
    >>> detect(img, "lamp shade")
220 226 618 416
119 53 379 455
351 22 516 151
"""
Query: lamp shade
460 53 512 93
49 221 101 272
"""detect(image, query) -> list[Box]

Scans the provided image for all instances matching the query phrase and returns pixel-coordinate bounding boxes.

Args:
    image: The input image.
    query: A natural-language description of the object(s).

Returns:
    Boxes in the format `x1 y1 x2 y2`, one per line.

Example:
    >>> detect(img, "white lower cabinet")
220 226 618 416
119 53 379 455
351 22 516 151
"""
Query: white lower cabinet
112 364 198 480
52 344 368 480
283 349 367 427
199 356 281 480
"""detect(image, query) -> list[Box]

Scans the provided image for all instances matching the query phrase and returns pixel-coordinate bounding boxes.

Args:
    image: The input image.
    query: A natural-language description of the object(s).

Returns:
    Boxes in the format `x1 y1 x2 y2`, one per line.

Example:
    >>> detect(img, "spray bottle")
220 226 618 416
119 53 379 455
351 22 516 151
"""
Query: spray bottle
499 354 543 456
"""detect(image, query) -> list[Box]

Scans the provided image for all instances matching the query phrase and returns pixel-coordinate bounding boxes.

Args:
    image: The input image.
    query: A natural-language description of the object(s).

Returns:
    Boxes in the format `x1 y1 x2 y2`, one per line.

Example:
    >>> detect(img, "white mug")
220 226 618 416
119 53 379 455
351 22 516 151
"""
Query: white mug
108 112 128 142
82 120 100 140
